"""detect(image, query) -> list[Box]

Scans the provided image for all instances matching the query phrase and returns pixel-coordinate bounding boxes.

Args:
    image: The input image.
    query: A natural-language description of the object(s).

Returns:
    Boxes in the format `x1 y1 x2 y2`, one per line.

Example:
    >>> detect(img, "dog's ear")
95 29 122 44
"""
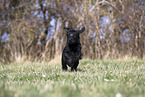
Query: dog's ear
64 27 71 32
79 27 85 33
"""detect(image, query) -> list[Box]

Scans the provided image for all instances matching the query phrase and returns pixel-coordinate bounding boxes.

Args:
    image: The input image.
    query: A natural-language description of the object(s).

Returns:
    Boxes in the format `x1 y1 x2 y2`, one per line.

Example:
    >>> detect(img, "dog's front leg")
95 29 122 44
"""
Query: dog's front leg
71 61 79 71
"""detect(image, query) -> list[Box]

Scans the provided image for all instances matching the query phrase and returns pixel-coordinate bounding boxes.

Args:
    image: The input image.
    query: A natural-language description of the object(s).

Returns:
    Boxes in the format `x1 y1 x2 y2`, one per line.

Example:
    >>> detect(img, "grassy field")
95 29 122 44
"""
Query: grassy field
0 59 145 97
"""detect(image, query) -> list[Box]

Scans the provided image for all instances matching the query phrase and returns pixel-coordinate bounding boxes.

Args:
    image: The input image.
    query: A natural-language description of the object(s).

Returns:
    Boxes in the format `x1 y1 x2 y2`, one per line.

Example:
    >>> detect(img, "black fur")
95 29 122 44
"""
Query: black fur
62 27 85 71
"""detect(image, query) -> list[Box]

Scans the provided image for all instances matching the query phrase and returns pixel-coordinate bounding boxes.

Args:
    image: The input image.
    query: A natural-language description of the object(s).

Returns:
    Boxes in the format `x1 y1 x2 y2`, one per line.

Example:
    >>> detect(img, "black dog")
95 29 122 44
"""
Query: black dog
62 27 85 71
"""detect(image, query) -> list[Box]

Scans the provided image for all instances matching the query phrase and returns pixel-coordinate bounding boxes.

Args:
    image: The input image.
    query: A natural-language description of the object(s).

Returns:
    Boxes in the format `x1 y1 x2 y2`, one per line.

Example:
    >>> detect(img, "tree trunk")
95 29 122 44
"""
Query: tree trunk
54 18 61 58
138 31 144 59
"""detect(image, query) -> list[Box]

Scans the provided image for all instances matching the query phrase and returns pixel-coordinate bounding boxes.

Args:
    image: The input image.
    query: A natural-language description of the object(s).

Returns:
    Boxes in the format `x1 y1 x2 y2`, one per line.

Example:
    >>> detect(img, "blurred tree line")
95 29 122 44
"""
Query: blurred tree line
0 0 145 63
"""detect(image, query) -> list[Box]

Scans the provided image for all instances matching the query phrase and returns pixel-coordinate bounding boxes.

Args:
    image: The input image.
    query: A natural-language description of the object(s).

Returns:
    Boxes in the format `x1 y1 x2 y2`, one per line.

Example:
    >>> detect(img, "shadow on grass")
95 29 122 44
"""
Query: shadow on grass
77 68 86 72
63 68 86 72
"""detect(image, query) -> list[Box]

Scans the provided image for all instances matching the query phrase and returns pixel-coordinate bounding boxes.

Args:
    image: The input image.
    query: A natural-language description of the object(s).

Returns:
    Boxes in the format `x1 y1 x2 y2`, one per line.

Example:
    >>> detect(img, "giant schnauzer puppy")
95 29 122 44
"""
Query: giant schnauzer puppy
62 27 85 71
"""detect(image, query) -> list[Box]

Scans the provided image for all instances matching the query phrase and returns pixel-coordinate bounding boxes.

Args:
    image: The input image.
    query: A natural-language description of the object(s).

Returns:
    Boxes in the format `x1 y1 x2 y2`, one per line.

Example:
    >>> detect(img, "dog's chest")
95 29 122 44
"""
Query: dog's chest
69 49 77 56
65 46 79 56
64 44 81 59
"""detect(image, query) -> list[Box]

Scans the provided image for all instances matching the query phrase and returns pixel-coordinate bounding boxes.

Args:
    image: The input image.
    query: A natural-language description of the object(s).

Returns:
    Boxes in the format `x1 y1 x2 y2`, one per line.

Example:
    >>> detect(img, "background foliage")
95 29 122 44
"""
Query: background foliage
0 0 145 62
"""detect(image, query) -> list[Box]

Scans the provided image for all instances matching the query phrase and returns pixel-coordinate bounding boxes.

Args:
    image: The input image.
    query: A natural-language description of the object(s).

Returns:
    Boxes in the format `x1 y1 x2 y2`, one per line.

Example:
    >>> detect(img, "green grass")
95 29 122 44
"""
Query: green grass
0 59 145 97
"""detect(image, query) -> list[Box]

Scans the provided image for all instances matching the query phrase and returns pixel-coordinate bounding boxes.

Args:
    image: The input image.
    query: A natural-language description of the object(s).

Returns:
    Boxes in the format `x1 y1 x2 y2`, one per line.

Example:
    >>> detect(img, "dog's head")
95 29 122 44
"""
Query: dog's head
64 27 85 45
